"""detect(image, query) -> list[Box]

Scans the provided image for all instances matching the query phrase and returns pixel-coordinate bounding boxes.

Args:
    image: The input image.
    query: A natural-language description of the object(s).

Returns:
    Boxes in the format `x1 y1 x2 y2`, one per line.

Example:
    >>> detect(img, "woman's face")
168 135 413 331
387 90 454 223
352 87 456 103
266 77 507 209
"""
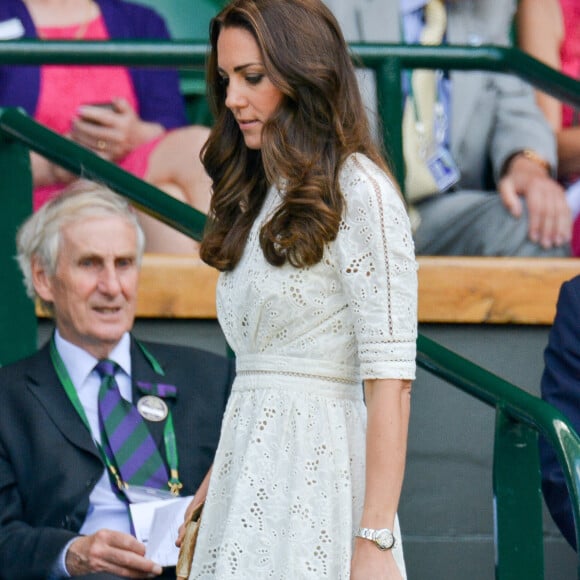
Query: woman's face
217 26 283 150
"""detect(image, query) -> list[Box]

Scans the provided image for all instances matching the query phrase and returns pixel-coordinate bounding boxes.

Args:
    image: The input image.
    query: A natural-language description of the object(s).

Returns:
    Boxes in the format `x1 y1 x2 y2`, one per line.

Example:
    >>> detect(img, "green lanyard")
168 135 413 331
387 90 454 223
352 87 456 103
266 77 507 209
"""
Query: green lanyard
136 340 182 494
50 336 183 496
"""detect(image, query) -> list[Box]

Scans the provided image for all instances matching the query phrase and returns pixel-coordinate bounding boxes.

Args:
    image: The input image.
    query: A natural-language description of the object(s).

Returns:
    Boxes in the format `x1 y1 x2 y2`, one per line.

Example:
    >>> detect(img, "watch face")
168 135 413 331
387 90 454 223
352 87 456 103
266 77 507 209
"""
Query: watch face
375 529 395 550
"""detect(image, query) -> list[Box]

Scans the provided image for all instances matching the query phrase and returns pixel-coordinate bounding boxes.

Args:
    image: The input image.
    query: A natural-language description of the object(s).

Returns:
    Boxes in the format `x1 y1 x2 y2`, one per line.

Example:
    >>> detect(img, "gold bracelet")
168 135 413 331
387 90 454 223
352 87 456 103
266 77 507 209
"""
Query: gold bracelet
518 149 551 173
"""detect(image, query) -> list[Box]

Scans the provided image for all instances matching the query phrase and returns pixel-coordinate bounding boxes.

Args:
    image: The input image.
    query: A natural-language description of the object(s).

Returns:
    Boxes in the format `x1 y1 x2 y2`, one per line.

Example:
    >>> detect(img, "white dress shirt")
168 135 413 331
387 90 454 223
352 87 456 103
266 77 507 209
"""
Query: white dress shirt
52 330 134 577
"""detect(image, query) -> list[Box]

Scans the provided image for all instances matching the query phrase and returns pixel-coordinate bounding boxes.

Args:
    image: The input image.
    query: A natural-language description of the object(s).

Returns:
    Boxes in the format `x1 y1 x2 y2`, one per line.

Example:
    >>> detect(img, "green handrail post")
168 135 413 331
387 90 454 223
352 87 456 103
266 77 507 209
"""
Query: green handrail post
417 333 580 579
0 125 35 365
494 409 543 580
374 56 405 191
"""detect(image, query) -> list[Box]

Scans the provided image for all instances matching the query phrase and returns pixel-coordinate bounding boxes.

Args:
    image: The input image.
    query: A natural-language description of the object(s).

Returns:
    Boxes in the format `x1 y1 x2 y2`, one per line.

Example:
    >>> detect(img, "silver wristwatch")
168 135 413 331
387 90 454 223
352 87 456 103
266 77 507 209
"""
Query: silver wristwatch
355 527 396 550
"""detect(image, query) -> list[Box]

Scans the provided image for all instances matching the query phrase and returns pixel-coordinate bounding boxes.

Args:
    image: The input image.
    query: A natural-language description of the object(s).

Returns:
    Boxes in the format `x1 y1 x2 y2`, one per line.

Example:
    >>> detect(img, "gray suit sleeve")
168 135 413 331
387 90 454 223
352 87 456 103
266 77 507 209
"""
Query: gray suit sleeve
489 73 557 182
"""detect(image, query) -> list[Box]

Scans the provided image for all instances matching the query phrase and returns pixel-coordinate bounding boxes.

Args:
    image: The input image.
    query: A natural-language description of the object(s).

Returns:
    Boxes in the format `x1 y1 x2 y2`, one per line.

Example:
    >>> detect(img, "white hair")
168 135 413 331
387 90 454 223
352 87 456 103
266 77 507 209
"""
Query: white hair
16 180 145 312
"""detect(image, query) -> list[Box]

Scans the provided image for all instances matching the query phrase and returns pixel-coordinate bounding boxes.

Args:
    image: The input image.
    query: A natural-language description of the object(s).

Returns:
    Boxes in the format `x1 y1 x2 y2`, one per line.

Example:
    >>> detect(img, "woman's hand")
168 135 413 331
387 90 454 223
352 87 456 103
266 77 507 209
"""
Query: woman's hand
176 467 212 547
71 98 165 162
350 538 403 580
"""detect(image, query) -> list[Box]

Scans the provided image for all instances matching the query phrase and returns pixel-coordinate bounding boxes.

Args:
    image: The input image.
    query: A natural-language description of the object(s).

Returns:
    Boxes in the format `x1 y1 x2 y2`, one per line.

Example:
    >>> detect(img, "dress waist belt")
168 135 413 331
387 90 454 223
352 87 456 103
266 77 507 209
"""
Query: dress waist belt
234 354 363 399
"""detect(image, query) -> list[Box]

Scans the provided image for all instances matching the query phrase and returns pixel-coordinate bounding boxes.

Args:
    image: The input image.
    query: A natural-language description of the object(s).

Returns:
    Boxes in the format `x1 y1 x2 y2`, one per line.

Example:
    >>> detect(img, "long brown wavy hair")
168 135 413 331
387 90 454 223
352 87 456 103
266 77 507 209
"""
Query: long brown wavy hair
200 0 393 271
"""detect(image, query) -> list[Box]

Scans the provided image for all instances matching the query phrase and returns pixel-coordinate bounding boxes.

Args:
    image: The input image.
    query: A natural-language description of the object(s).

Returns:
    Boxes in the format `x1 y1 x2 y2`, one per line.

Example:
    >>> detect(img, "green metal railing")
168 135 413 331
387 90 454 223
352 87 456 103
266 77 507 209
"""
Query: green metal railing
3 40 580 187
418 334 580 579
2 42 580 579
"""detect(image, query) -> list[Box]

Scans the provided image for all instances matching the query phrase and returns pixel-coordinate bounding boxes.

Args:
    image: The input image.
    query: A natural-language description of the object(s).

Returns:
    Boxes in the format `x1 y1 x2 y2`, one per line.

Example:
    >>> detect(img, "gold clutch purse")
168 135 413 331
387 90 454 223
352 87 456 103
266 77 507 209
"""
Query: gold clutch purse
176 503 204 580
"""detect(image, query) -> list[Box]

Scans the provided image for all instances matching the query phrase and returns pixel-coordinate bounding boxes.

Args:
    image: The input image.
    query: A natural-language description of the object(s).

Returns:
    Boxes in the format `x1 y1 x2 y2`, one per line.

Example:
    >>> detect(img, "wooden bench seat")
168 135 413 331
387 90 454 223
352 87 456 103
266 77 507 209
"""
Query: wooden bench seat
417 256 579 324
36 255 580 324
126 255 580 325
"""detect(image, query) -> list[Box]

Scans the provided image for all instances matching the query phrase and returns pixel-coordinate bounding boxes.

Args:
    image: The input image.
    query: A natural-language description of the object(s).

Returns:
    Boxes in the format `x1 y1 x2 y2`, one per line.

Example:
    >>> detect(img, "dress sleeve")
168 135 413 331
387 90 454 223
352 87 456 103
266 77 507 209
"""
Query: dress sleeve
332 154 418 380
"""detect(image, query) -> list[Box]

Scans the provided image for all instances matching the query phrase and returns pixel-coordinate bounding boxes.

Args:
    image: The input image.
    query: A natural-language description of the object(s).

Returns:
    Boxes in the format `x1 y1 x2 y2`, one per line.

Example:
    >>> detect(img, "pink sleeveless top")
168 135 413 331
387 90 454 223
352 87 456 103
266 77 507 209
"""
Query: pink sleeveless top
34 15 162 209
558 0 580 256
559 0 580 128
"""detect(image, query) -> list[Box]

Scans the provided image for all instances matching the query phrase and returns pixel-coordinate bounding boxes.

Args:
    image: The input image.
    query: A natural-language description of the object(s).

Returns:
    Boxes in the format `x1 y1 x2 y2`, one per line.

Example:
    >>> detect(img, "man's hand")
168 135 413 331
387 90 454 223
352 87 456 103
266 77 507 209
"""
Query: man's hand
498 153 571 249
66 530 162 578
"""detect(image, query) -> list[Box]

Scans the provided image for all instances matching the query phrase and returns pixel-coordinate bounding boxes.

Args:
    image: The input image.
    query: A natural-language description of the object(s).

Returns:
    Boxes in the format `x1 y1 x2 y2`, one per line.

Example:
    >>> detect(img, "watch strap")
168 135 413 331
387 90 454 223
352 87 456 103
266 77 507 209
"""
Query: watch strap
355 526 396 550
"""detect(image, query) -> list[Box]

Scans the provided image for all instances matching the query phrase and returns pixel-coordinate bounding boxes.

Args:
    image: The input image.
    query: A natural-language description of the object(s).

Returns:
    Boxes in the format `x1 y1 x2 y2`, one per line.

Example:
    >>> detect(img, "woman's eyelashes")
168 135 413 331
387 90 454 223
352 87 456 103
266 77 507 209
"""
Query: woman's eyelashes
218 73 265 88
246 73 264 85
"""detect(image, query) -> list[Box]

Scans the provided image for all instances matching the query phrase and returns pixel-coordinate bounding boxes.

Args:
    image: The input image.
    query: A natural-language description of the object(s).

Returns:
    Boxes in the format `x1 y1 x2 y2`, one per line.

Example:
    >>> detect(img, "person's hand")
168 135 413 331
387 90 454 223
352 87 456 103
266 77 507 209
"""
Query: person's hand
70 98 164 162
350 538 403 580
65 530 163 578
498 154 571 249
176 467 212 548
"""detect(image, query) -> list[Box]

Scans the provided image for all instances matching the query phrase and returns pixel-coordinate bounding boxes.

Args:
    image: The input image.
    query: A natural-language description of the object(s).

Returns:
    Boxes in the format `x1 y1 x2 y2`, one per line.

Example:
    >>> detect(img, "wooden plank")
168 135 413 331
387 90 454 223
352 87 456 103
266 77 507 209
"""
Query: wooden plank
417 257 580 324
36 255 580 324
136 253 218 318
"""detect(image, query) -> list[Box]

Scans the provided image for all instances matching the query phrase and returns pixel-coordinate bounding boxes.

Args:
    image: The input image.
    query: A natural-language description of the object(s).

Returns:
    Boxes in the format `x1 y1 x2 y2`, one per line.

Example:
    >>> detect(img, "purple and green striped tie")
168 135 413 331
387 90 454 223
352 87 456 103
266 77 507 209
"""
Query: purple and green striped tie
96 359 168 491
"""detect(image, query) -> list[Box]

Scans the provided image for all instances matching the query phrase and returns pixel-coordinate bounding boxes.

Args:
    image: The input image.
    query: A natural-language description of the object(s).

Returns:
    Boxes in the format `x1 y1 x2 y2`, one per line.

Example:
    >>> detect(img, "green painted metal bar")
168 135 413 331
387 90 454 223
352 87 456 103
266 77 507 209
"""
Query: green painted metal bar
3 41 579 197
1 42 579 106
0 108 206 242
418 333 580 578
493 409 544 580
0 133 36 365
351 44 580 109
0 40 207 67
375 56 405 189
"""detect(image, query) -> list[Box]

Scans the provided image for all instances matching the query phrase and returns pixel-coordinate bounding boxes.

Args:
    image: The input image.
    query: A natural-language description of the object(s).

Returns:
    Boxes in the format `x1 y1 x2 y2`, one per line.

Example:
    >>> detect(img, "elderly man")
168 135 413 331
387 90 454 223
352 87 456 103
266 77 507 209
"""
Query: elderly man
0 181 233 579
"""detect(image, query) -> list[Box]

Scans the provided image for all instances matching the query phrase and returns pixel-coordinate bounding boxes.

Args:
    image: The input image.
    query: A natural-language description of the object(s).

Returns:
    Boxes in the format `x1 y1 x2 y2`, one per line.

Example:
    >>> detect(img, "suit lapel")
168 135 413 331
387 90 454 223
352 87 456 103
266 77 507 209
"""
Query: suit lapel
27 343 99 459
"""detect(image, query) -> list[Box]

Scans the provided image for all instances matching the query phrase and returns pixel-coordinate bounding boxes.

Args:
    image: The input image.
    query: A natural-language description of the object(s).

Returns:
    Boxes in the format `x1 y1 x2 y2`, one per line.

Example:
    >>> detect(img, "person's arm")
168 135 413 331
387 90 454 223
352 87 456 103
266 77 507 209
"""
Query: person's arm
0 438 77 578
540 278 580 548
64 530 162 577
0 403 164 579
176 466 212 548
333 156 417 579
111 0 188 130
517 0 564 131
518 0 580 178
70 99 165 162
484 5 571 250
29 150 76 188
498 151 571 249
351 378 411 580
66 1 186 161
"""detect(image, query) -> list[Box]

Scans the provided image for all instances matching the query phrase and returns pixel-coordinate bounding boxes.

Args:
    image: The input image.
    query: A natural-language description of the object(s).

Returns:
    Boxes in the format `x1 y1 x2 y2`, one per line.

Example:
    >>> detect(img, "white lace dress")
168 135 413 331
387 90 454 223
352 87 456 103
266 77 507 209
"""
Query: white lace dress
188 153 417 579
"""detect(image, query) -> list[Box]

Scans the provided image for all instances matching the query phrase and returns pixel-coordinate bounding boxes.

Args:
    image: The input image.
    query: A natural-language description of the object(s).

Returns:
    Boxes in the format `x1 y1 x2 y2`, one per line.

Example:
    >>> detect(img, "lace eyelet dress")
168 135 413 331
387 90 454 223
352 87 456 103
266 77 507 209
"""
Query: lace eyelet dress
188 153 418 579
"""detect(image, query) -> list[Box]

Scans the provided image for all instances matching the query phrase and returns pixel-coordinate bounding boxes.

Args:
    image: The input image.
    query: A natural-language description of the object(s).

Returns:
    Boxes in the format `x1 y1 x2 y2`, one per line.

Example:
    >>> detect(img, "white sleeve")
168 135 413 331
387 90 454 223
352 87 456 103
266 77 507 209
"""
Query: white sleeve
332 154 418 379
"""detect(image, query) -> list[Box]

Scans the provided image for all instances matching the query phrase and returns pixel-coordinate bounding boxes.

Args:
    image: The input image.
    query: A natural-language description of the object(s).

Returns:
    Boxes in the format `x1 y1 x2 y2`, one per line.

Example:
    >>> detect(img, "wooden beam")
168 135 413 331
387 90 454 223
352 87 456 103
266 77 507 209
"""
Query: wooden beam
136 253 218 318
36 255 580 325
417 257 580 324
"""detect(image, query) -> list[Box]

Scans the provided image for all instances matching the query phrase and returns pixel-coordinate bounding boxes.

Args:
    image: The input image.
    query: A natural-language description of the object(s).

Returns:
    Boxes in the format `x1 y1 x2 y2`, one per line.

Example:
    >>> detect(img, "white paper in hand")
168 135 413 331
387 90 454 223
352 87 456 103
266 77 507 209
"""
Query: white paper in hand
136 495 194 567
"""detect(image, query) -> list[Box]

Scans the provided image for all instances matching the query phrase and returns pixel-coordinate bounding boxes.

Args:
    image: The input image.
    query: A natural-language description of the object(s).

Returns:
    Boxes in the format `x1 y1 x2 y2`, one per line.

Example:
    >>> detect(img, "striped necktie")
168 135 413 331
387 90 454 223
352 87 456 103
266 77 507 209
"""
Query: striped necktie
96 359 168 492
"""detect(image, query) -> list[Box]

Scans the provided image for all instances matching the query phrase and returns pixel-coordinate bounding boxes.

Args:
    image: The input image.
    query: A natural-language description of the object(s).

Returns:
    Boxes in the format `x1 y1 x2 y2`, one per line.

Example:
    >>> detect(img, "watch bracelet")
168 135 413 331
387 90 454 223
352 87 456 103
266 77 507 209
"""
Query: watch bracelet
355 526 396 550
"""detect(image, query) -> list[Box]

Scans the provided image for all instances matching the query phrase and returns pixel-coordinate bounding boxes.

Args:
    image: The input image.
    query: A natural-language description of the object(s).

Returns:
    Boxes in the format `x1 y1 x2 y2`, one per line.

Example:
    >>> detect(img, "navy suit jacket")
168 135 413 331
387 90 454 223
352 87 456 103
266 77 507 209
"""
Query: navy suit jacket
540 275 580 549
0 337 234 579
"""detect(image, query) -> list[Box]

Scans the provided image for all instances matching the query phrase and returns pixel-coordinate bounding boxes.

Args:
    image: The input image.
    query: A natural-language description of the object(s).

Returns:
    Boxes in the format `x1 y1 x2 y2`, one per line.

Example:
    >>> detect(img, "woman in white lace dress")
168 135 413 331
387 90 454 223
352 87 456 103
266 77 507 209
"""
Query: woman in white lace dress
182 0 417 577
